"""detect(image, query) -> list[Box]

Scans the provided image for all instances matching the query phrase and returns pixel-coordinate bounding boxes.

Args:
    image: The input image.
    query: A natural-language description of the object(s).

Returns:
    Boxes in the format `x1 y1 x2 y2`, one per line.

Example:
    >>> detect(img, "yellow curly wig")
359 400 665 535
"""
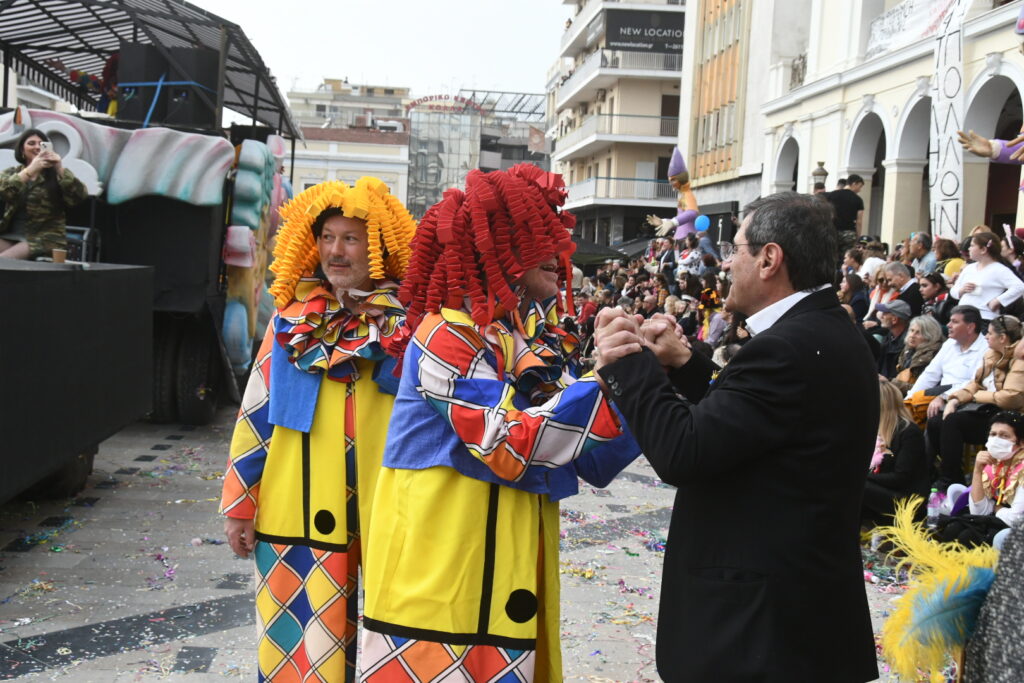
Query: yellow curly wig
269 177 417 308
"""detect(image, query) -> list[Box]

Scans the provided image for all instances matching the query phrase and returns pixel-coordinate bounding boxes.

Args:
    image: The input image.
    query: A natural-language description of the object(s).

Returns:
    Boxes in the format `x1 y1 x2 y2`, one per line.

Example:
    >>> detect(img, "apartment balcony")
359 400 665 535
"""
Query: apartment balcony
556 49 682 110
553 113 679 162
560 0 685 59
564 176 677 211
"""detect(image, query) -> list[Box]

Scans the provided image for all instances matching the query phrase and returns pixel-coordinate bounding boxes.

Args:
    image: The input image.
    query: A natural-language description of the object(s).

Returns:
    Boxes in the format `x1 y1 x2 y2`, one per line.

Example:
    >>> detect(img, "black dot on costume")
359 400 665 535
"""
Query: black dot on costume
505 589 538 623
314 510 335 535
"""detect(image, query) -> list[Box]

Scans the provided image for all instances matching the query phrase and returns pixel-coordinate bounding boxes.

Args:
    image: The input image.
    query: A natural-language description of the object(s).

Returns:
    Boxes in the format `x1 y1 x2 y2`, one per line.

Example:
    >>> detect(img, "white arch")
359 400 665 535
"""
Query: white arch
846 106 891 171
964 66 1024 138
894 93 931 160
773 132 800 189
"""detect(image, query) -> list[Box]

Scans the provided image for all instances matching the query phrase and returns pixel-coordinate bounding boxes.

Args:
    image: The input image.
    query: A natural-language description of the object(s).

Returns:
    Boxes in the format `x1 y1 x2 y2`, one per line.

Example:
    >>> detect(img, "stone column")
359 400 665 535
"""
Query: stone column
961 156 990 236
880 159 927 245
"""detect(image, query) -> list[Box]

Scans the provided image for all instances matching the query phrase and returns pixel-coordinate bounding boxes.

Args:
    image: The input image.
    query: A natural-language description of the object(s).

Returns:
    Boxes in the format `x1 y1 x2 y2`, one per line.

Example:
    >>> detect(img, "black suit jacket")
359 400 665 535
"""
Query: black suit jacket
599 288 879 682
898 282 924 317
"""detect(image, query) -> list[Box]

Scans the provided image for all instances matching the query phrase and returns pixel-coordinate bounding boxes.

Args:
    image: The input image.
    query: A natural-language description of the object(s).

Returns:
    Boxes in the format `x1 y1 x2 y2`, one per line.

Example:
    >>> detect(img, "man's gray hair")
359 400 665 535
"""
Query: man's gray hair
912 232 932 251
742 192 837 291
883 261 912 279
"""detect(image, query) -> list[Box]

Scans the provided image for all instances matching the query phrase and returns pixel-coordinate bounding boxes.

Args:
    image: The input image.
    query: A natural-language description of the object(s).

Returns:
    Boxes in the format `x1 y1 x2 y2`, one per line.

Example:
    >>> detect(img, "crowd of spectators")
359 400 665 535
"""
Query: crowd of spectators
571 222 1024 549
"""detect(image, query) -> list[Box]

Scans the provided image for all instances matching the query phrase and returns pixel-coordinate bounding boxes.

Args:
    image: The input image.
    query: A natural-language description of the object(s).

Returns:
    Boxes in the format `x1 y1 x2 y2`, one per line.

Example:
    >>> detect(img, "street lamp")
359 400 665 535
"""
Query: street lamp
811 161 828 189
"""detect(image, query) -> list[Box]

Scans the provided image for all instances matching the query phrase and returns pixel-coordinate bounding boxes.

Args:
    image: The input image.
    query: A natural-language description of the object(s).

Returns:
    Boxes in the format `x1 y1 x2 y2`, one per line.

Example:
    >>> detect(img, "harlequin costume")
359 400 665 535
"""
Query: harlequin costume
219 177 416 682
650 145 701 240
359 164 640 682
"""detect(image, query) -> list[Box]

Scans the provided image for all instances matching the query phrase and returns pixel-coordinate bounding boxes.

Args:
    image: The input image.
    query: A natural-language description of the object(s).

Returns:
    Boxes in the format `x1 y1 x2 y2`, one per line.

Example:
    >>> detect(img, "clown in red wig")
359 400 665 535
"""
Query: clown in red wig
360 164 640 682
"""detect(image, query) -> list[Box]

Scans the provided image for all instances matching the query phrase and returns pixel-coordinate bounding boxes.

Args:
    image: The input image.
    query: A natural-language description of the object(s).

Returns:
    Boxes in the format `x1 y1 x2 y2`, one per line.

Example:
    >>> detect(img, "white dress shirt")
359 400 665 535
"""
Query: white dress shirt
906 334 989 399
745 285 831 336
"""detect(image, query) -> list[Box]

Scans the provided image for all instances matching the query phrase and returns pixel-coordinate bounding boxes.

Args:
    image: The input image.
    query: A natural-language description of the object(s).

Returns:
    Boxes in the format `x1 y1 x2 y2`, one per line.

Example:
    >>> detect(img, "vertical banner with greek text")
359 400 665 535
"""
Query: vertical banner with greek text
929 0 969 238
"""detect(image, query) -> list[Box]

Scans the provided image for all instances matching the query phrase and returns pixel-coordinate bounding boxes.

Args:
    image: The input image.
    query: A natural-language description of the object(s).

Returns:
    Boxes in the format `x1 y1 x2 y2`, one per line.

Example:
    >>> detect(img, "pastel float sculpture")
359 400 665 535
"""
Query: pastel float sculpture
646 144 705 240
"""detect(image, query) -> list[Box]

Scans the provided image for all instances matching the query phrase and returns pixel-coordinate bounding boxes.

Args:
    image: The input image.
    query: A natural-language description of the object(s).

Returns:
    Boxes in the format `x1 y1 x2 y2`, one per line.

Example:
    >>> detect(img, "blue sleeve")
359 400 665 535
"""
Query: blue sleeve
573 402 643 487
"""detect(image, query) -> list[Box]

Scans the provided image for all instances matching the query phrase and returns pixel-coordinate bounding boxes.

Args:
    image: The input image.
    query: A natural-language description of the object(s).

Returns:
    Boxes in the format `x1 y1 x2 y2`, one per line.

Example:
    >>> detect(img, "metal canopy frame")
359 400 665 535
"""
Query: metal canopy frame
457 88 546 123
0 0 300 138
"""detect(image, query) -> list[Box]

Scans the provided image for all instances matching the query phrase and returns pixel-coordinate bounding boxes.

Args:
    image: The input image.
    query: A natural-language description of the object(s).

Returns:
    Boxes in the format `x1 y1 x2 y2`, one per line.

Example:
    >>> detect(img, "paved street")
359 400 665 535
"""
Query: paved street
0 408 900 681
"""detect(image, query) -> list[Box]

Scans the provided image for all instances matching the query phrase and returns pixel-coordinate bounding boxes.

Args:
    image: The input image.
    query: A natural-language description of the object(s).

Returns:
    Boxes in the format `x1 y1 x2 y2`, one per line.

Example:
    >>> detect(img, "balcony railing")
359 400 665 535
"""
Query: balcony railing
567 176 676 203
555 114 679 151
558 49 683 98
561 0 684 52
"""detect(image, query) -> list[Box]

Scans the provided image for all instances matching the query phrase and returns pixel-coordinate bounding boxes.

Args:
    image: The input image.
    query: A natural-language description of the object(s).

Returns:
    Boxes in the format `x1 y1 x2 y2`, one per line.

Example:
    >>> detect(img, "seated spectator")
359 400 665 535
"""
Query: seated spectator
679 272 701 299
933 237 965 282
576 293 597 329
843 248 864 276
863 379 929 527
677 234 702 277
905 305 987 426
859 241 888 284
939 410 1024 549
840 273 870 321
876 300 912 378
638 294 660 319
865 272 899 324
580 276 596 297
697 252 719 278
697 276 724 345
653 274 671 306
908 232 937 275
891 315 945 394
883 261 924 317
617 295 636 315
1002 233 1024 278
929 314 1024 488
950 232 1024 328
696 229 720 260
919 272 956 327
675 294 699 337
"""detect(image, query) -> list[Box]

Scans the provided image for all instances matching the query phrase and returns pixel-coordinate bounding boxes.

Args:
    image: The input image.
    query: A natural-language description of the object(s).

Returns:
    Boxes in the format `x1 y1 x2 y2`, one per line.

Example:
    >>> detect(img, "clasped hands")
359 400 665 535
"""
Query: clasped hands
593 308 691 374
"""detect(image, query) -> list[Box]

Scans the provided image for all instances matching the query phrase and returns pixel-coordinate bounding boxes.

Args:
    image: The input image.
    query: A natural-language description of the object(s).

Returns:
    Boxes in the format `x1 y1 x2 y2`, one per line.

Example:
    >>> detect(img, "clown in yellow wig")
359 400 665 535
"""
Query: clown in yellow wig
220 177 416 683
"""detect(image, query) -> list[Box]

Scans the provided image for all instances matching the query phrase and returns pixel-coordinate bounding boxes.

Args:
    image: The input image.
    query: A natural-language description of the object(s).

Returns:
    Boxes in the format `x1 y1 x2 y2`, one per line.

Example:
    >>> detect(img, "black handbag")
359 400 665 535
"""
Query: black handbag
934 513 1008 547
955 402 998 416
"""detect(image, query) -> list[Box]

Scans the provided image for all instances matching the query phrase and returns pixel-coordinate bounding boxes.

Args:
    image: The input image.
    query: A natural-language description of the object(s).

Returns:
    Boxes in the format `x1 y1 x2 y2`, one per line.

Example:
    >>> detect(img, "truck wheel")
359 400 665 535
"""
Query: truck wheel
26 450 96 500
152 317 182 423
176 320 220 425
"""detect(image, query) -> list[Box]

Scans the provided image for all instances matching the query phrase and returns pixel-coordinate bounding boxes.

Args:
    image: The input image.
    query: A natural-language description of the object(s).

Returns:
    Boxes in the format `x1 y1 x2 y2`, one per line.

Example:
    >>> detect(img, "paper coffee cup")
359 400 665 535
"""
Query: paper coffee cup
52 248 67 263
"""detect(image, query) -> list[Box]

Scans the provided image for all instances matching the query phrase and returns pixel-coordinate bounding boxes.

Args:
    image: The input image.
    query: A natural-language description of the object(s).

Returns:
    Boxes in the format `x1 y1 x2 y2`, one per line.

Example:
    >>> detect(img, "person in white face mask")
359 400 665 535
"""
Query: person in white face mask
943 411 1024 549
970 412 1024 526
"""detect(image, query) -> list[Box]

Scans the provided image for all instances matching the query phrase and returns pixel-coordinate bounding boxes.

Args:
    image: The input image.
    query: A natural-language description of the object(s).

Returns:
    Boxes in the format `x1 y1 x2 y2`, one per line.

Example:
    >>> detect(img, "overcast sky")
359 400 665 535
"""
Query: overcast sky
197 0 570 100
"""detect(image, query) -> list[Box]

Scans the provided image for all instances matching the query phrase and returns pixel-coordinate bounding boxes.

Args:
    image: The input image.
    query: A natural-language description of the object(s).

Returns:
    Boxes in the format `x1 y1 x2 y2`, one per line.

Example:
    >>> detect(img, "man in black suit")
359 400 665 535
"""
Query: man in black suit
884 260 924 317
593 192 879 682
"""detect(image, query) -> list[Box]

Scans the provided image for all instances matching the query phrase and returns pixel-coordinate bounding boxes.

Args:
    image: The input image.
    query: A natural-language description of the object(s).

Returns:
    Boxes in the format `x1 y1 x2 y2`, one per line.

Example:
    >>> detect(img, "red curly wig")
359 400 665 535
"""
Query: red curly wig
400 163 577 333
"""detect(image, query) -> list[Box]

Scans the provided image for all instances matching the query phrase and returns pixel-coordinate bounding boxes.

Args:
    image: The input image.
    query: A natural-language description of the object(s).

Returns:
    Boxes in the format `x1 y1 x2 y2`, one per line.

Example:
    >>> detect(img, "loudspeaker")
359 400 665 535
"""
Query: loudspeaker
163 47 219 129
117 41 167 123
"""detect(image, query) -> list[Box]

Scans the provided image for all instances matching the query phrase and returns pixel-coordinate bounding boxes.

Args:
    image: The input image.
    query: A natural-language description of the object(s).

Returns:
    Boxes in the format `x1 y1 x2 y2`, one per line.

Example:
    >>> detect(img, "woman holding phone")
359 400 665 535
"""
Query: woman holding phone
0 128 87 260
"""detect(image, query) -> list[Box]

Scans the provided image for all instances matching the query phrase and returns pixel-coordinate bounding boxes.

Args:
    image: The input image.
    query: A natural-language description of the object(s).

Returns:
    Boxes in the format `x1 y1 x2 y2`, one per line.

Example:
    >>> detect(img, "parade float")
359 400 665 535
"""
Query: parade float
0 0 297 501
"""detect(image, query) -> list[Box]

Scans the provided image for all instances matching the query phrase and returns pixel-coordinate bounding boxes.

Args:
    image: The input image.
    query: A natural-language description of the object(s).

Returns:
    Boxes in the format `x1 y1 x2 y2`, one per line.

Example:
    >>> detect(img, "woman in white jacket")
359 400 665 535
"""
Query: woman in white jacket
950 231 1024 325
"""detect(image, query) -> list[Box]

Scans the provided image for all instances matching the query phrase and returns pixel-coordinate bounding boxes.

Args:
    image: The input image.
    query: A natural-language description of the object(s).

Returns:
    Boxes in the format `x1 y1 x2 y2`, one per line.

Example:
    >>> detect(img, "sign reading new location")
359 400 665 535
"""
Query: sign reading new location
605 10 684 54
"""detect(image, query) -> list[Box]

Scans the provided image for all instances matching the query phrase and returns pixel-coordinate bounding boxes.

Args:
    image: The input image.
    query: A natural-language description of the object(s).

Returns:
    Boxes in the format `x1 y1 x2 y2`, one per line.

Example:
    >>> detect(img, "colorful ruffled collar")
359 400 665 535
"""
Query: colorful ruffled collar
275 276 405 381
441 297 581 397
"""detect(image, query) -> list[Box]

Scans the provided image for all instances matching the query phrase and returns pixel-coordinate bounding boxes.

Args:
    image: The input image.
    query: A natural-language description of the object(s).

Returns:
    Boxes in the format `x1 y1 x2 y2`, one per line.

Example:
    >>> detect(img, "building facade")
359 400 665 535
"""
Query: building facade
406 90 549 219
288 126 410 203
288 80 412 130
548 0 685 246
677 0 804 230
761 0 1022 244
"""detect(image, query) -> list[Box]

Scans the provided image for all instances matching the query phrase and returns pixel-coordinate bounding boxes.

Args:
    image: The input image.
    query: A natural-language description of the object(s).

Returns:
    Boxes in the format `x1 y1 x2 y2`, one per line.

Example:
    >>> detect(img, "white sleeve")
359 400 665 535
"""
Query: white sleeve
995 484 1024 526
907 343 948 398
995 265 1024 307
969 493 995 516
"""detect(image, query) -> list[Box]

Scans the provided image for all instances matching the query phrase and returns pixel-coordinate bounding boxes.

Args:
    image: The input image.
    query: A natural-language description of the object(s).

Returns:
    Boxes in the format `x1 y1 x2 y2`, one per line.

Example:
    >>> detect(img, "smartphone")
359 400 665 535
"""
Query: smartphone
39 141 53 154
